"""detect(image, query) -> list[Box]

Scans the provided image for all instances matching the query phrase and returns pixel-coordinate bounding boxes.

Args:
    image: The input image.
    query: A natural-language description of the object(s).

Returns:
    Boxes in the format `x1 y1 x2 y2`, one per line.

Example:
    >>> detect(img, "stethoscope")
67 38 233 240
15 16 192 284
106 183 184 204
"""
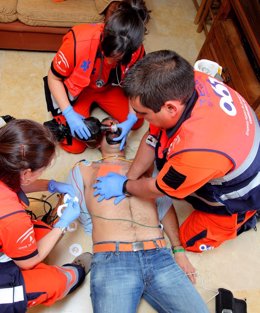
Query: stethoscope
95 53 123 88
95 53 105 88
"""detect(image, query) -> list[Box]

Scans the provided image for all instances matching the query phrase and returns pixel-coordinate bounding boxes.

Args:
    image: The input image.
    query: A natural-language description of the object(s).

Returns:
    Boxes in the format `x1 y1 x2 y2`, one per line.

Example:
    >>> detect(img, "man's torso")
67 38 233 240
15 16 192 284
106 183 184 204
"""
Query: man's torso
79 159 162 243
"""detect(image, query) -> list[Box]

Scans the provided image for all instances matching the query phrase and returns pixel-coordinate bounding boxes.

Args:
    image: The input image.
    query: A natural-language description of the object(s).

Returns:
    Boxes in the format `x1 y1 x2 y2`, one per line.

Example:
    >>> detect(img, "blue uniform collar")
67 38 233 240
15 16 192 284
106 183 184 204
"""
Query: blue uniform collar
166 89 198 138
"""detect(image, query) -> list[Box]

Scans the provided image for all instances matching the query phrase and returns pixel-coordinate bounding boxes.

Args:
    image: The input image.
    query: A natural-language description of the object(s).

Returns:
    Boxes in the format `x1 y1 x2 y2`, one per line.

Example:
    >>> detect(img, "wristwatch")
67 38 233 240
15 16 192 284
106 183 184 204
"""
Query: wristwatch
122 179 131 197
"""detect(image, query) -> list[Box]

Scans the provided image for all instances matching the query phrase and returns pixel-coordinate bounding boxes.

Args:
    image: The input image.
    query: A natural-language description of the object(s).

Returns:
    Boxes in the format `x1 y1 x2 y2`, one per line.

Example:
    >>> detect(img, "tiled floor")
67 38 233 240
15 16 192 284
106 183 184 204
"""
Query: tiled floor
0 1 259 312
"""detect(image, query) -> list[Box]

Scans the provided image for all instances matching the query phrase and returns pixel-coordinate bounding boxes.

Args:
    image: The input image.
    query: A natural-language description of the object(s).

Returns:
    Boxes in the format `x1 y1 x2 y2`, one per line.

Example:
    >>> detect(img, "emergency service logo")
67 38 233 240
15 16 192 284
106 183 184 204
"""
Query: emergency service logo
16 226 36 250
199 244 214 251
80 60 91 72
55 51 69 73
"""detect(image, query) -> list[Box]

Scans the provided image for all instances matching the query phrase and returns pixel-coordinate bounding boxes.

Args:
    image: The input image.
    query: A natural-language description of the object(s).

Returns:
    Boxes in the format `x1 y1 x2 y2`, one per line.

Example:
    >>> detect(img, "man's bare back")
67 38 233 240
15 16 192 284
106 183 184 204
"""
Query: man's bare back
79 158 162 243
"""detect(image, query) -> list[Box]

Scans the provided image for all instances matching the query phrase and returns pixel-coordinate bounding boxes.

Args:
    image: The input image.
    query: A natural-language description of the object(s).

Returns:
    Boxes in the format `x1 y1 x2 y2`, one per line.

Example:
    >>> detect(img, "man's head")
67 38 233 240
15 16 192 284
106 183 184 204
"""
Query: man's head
100 117 125 155
122 50 195 128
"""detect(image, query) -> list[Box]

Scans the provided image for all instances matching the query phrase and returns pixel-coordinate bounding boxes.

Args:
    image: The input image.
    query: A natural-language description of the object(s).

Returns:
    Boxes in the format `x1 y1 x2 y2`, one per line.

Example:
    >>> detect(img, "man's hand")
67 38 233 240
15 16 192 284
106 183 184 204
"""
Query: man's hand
93 172 127 204
48 180 75 198
63 105 91 140
174 252 197 284
113 113 137 150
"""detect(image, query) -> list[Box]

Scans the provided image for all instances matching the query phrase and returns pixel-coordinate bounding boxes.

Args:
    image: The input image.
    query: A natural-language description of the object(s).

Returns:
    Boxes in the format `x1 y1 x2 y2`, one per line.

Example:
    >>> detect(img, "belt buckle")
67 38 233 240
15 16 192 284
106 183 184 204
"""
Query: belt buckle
132 241 144 252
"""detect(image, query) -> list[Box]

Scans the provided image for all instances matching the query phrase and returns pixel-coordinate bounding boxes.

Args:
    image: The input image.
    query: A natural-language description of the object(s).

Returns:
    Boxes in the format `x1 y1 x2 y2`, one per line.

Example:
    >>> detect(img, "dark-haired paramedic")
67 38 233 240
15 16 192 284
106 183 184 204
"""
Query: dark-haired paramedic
44 0 151 153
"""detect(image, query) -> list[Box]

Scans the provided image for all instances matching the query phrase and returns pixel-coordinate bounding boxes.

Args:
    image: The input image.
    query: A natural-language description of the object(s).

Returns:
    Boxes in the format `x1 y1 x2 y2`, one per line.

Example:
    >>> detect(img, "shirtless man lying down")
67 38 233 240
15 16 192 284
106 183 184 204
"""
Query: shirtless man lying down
67 117 209 313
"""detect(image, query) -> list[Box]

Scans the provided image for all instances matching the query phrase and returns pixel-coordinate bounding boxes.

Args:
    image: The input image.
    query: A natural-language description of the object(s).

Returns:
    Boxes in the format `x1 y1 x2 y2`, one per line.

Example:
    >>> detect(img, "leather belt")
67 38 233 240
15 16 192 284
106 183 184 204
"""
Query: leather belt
93 238 166 253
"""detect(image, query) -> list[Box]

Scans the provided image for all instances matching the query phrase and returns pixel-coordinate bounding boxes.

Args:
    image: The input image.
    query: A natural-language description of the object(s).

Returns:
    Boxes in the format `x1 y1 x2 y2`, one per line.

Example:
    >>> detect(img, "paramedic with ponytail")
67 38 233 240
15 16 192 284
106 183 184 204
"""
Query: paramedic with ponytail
45 0 150 153
93 50 260 253
0 119 90 312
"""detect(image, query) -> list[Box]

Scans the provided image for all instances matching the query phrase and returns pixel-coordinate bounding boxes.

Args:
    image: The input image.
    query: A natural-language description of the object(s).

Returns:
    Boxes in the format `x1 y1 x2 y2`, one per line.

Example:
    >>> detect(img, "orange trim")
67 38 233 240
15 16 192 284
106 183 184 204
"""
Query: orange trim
93 239 166 253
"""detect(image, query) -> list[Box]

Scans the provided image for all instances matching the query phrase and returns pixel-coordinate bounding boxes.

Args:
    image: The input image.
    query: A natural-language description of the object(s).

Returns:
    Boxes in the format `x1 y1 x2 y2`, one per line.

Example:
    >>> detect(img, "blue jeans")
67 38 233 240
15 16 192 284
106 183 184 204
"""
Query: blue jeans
90 247 209 313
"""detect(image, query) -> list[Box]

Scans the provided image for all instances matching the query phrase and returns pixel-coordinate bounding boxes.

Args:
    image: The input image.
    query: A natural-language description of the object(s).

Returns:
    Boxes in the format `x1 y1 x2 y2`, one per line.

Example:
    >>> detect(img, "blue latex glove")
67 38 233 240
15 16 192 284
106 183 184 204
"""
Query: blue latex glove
54 198 80 228
62 105 91 140
113 113 137 151
93 172 127 205
48 179 75 198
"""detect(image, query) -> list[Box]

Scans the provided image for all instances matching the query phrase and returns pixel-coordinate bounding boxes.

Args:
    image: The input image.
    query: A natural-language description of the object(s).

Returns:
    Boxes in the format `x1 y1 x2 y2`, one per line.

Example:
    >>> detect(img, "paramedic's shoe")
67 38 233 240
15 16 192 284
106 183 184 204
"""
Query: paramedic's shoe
73 252 92 275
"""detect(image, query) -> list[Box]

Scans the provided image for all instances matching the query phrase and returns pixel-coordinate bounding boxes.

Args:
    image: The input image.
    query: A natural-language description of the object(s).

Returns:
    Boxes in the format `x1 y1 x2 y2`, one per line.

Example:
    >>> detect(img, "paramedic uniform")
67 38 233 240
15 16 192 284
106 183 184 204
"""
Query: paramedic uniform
0 181 82 310
45 23 144 153
152 71 260 252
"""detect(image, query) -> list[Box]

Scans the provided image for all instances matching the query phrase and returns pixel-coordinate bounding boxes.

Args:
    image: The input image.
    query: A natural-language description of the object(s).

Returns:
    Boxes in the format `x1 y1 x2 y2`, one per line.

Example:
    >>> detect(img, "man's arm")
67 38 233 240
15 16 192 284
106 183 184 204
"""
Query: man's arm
93 164 163 202
125 176 163 199
125 131 160 198
161 206 196 284
93 131 158 202
127 131 155 179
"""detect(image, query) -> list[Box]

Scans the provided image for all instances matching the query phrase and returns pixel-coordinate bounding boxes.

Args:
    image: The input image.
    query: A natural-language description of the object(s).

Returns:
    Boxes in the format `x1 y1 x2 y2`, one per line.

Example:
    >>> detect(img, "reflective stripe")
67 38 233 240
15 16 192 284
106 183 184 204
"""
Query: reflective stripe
55 265 78 298
0 285 24 304
190 193 225 207
0 253 11 263
220 171 260 201
210 111 260 185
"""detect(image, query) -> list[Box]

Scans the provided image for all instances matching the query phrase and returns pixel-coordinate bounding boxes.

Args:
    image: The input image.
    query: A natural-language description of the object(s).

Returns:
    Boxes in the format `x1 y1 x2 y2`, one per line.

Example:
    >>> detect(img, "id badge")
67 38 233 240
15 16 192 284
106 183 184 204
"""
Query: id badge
146 134 158 148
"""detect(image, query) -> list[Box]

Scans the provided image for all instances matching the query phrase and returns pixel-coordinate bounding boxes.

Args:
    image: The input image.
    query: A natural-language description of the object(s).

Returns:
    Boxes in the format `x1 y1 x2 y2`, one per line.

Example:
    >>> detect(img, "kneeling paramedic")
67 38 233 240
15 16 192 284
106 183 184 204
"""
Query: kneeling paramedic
0 119 90 312
93 50 260 253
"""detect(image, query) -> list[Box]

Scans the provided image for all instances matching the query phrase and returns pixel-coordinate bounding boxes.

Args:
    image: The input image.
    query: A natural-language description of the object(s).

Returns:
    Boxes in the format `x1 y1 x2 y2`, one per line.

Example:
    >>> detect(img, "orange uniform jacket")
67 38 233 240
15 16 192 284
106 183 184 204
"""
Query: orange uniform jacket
0 182 39 260
52 23 145 97
150 71 260 251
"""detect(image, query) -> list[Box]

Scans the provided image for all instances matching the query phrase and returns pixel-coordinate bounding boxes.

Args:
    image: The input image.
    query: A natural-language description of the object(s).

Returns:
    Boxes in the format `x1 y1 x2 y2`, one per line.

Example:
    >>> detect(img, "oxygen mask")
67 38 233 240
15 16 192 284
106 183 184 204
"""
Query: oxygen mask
100 117 122 146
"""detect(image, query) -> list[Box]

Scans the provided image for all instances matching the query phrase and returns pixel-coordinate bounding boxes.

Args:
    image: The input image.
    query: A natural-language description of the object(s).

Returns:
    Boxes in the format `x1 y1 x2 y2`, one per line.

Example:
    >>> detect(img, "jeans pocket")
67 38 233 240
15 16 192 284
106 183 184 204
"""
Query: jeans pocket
91 252 114 270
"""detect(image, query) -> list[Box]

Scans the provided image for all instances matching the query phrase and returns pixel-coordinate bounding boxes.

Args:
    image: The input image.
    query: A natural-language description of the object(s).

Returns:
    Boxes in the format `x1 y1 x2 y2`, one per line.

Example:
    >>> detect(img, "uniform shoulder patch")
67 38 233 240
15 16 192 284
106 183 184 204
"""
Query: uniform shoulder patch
162 166 186 190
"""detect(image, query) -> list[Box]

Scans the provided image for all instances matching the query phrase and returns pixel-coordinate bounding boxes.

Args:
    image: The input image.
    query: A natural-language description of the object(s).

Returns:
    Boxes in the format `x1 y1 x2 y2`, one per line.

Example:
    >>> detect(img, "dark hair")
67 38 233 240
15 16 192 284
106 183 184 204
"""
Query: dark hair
104 1 151 26
0 119 56 191
101 0 151 64
123 50 195 112
125 0 151 26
